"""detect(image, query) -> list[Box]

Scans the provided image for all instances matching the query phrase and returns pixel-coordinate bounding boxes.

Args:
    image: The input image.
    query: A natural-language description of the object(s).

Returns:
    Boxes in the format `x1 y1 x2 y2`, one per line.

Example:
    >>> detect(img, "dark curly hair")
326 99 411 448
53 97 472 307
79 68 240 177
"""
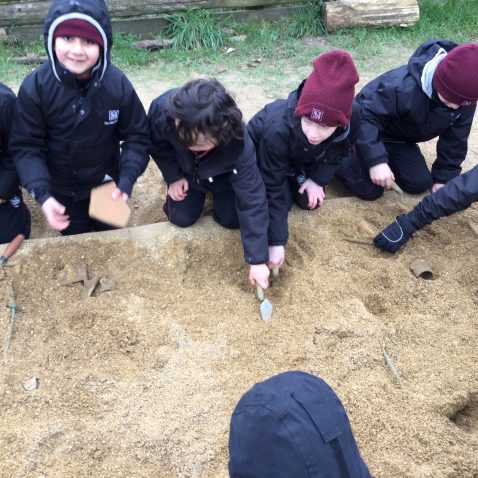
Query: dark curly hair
167 78 244 148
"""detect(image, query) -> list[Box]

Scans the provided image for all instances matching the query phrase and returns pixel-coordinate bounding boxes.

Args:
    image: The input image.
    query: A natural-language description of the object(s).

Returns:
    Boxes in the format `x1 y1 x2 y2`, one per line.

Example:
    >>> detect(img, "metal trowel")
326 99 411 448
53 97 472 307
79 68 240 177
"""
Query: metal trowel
256 285 273 321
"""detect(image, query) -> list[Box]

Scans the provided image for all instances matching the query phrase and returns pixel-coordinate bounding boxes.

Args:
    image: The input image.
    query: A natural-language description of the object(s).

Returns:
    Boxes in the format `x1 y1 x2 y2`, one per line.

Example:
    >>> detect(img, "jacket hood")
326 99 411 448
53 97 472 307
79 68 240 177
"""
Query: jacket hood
229 371 372 478
407 38 458 88
44 0 112 82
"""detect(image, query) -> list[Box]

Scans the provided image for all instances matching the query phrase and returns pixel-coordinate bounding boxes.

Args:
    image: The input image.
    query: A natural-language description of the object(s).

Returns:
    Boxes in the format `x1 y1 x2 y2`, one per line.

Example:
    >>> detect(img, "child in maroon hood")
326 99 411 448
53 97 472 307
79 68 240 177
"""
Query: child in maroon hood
337 39 478 200
248 51 360 272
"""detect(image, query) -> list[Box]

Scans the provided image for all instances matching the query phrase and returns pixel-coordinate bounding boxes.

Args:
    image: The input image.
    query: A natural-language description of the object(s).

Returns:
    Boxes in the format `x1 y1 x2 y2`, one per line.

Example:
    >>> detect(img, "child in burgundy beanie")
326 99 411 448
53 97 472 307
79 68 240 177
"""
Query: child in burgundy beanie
10 0 150 235
337 39 478 201
248 50 360 273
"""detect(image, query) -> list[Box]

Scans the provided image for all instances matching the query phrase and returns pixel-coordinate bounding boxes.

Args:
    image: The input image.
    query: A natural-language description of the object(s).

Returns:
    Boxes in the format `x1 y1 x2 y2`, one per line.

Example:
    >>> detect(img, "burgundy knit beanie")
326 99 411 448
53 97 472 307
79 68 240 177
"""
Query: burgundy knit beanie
433 43 478 106
295 50 359 127
54 19 103 49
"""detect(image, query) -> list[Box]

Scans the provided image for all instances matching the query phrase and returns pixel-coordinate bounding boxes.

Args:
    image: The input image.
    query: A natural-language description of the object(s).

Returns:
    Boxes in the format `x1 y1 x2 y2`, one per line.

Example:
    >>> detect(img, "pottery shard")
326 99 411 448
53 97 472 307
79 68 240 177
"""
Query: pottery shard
410 259 433 279
81 276 100 299
58 262 88 285
100 278 117 292
23 377 38 391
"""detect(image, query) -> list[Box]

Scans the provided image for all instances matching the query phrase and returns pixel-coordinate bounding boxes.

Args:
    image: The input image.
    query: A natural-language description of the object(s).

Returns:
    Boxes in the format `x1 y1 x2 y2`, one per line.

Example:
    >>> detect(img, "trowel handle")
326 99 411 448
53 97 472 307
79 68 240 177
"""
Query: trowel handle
256 285 265 301
272 267 279 278
390 180 404 195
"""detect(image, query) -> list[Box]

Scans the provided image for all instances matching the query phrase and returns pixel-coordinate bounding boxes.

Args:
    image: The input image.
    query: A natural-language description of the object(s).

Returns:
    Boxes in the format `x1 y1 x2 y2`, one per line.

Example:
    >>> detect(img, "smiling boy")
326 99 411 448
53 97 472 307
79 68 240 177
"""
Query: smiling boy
10 0 150 235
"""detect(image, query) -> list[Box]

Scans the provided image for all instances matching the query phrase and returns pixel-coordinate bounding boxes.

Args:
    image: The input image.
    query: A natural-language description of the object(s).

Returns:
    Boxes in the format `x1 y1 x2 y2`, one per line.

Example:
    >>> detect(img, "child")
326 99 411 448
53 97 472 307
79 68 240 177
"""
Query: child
148 79 270 289
10 0 150 235
337 39 478 199
0 83 30 264
374 164 478 253
248 51 360 272
228 371 372 478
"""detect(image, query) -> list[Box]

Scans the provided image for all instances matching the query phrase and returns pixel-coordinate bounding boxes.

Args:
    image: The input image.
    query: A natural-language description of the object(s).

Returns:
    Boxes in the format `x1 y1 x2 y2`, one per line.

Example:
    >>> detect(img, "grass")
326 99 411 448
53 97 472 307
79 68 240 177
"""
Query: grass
1 0 477 92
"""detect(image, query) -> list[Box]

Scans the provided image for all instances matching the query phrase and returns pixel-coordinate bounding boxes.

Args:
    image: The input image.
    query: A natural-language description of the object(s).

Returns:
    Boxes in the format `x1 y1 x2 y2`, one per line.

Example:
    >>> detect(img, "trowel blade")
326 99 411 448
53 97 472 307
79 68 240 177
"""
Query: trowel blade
260 299 273 321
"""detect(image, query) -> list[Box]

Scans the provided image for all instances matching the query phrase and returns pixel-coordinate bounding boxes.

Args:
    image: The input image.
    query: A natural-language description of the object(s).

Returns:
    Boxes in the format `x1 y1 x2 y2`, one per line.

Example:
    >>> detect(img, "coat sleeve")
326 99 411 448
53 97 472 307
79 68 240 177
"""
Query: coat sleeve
406 164 478 230
147 97 184 184
431 106 476 184
115 78 151 197
0 92 18 199
10 82 52 204
254 133 291 247
230 135 269 265
355 76 404 170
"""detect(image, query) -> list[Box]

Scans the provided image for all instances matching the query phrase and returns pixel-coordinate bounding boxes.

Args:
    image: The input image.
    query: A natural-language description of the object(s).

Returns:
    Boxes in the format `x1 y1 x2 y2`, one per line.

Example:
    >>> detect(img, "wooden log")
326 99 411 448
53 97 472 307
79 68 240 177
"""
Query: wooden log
0 0 303 27
323 0 419 32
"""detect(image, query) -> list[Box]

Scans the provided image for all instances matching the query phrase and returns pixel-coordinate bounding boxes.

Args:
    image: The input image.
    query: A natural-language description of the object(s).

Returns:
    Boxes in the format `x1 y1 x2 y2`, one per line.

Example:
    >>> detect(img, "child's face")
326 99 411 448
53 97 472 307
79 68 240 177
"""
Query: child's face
437 92 460 110
54 36 100 80
300 117 338 145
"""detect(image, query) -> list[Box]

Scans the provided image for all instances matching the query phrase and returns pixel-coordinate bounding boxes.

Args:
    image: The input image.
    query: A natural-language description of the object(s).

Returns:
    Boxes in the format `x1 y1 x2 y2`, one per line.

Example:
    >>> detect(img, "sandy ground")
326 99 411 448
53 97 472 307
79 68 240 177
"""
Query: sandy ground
1 51 478 478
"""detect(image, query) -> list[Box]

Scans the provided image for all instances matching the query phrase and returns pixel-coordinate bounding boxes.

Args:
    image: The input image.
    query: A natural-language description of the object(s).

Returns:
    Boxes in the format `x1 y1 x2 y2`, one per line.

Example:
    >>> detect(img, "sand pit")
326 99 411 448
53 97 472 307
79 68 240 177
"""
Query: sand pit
1 192 478 478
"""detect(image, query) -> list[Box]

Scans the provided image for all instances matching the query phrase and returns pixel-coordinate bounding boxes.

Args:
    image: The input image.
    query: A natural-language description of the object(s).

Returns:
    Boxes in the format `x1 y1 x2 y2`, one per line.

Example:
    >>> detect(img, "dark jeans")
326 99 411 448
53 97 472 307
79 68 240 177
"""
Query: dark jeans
57 194 116 236
163 186 239 229
337 142 434 199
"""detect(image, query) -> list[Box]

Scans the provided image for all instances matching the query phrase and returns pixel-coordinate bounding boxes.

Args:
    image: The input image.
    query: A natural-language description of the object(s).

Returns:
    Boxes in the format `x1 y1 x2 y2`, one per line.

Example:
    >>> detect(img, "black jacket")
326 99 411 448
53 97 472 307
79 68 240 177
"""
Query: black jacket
148 89 269 265
356 38 476 184
406 165 478 231
248 85 361 246
0 83 18 200
10 0 150 205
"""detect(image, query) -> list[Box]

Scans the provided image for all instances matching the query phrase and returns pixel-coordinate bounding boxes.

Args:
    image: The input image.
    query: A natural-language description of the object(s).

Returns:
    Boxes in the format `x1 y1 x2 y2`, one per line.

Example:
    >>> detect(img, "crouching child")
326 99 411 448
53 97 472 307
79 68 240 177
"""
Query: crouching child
10 0 150 235
148 79 270 289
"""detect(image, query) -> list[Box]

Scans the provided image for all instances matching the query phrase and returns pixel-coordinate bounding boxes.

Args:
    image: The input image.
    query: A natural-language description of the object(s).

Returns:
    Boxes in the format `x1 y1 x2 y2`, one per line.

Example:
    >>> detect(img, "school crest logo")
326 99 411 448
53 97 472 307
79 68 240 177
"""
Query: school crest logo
10 196 21 208
105 110 120 125
310 107 324 122
461 100 472 107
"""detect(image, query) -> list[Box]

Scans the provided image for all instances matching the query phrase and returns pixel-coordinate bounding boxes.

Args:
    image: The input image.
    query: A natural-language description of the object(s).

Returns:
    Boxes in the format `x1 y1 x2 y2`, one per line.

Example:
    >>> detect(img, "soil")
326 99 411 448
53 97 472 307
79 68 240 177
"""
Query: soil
1 56 478 478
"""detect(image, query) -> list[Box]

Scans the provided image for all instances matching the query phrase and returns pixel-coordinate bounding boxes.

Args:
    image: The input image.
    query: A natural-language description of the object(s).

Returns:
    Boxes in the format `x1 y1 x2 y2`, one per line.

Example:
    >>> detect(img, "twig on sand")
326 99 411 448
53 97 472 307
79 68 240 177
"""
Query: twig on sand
382 345 404 389
343 236 373 245
3 283 17 354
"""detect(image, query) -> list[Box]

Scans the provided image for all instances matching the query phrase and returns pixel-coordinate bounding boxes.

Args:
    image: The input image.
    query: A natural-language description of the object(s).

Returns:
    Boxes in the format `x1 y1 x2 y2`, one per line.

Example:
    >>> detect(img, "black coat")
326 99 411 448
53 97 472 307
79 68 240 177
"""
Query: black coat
407 165 478 230
10 0 150 204
148 89 269 265
248 85 361 246
356 38 476 184
0 83 18 200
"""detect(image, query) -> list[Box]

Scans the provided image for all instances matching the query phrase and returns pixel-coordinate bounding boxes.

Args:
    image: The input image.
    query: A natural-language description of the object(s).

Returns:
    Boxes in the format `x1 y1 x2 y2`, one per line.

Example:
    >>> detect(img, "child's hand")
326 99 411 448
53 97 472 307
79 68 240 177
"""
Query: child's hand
41 197 70 231
369 163 395 188
268 245 285 270
168 178 189 201
431 182 444 193
298 179 325 209
249 264 270 290
111 187 129 202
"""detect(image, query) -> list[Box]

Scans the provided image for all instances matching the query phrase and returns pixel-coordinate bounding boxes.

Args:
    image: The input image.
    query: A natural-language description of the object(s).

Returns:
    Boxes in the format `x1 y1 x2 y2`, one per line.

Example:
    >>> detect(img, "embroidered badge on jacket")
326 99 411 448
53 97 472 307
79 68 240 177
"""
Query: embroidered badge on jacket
105 110 119 125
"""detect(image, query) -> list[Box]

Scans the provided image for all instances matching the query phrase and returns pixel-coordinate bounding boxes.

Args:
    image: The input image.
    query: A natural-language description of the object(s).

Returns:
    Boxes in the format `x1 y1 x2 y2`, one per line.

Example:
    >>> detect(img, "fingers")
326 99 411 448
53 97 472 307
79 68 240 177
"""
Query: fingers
298 184 306 195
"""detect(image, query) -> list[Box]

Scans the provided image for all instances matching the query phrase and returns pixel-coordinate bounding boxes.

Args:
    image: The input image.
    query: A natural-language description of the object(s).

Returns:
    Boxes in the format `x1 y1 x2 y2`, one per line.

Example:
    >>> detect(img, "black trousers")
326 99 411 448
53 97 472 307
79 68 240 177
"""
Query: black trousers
163 186 239 229
57 194 116 236
337 142 434 199
0 190 31 243
288 172 320 210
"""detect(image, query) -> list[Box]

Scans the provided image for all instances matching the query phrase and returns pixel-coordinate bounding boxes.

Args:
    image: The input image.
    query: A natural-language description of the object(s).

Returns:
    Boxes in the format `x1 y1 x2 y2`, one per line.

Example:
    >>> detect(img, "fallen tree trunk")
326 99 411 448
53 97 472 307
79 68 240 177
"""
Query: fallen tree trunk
323 0 419 32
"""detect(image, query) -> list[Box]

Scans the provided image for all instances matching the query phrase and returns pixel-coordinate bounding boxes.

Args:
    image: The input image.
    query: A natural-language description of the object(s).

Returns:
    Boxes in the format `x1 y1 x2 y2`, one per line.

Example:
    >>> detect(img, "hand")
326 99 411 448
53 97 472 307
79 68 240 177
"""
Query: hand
369 163 395 189
111 187 129 202
168 178 189 201
41 197 70 231
373 215 416 253
268 245 285 270
298 179 325 209
431 182 445 193
249 264 270 289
